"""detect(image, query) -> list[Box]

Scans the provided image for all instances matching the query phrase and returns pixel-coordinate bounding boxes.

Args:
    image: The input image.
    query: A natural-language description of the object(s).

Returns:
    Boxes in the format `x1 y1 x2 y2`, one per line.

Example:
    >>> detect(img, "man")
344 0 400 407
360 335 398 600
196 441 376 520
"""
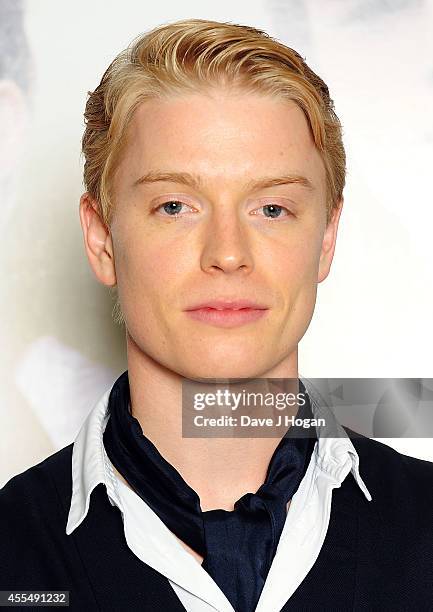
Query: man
1 18 432 612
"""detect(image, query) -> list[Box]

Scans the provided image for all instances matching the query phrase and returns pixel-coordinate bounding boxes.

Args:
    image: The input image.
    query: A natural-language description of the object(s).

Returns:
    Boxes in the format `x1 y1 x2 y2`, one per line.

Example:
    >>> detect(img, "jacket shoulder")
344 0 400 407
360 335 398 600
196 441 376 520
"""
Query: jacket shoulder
347 429 433 517
0 444 73 527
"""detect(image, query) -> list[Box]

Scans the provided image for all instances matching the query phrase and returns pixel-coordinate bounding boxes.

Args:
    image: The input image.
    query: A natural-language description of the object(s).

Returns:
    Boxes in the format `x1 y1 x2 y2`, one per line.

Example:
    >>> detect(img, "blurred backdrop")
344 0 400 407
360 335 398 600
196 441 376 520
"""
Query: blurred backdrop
1 0 432 487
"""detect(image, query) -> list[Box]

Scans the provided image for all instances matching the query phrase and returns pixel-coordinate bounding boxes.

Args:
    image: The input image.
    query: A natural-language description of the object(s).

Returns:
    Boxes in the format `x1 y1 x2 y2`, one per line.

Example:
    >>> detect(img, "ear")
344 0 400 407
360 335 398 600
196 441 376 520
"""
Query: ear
317 198 344 283
79 193 117 287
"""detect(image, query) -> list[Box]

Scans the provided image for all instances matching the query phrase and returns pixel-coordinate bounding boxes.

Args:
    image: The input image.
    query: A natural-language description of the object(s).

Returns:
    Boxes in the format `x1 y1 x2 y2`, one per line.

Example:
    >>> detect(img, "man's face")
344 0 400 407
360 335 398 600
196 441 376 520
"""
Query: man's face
99 89 341 379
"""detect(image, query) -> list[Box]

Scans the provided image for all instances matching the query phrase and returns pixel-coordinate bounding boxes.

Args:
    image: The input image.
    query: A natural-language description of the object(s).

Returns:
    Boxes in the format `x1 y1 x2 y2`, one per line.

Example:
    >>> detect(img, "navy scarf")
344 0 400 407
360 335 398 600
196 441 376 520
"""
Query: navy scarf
103 371 316 612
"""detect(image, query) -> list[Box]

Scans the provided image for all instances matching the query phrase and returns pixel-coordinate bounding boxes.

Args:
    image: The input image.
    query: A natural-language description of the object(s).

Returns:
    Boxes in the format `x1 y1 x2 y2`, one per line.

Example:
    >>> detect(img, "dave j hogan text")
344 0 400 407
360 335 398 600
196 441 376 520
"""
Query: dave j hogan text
193 415 325 428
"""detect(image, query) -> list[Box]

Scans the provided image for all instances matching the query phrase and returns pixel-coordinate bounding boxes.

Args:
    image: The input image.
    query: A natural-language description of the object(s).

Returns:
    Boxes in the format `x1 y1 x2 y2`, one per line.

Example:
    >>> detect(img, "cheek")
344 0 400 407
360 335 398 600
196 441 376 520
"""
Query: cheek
271 246 319 347
115 227 190 312
121 247 169 302
268 226 322 300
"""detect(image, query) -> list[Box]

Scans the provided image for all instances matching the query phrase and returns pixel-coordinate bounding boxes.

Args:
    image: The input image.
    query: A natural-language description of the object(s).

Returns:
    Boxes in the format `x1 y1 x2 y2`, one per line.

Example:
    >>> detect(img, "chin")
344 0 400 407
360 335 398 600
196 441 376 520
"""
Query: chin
178 357 271 383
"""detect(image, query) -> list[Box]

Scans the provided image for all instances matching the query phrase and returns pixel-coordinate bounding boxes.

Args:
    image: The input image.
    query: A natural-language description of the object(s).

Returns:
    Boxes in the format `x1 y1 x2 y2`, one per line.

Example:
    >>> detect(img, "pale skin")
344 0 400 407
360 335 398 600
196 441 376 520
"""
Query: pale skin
79 88 343 565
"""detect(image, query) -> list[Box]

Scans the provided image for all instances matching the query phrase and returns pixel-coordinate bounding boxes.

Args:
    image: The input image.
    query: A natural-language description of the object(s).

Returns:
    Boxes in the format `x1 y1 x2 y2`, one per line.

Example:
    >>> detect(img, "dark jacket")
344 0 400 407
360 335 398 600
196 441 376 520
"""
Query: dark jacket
1 433 432 611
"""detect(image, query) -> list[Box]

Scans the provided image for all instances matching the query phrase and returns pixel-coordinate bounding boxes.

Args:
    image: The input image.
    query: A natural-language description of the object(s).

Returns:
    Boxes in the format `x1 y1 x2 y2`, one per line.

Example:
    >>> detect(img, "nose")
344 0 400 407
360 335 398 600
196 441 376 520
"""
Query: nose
199 207 254 275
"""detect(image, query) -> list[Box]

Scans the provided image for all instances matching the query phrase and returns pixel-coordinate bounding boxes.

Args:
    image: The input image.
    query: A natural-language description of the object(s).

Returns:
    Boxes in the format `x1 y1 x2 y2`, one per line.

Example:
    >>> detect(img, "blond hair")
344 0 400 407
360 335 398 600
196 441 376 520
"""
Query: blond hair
81 18 346 325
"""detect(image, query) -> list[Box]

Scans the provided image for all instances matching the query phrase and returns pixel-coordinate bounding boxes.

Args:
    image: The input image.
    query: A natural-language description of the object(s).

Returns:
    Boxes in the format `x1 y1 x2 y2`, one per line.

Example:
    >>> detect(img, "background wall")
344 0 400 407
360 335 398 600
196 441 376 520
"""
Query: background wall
1 0 432 487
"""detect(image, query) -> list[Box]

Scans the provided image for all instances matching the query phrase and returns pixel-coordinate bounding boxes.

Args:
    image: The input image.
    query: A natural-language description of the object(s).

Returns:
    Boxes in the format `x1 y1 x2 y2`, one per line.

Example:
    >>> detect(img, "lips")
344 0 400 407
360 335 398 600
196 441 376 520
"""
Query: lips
185 299 268 311
184 299 269 328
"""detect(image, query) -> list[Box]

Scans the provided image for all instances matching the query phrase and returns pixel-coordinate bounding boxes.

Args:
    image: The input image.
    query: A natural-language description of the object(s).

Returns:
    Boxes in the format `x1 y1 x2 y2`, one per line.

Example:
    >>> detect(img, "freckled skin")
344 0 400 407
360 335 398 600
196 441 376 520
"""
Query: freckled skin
105 91 342 380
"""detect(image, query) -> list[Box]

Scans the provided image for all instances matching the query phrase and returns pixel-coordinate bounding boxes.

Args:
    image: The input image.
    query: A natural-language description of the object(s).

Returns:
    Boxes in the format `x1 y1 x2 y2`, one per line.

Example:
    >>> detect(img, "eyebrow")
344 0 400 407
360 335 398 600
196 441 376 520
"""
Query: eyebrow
133 171 315 192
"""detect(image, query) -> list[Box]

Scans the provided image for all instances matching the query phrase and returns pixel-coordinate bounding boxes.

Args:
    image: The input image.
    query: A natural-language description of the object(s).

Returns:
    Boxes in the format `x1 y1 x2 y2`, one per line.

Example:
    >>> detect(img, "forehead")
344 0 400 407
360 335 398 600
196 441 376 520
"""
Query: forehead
118 90 326 193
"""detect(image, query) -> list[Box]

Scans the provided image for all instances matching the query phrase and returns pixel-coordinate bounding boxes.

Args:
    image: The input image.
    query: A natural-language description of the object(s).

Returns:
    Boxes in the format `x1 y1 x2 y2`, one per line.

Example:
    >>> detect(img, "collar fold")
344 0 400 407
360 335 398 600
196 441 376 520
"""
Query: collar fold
66 376 373 535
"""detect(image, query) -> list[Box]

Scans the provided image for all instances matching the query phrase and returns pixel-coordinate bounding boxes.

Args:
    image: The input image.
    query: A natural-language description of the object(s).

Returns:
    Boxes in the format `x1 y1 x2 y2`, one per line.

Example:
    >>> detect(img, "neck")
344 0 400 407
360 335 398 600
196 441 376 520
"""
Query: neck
125 331 300 511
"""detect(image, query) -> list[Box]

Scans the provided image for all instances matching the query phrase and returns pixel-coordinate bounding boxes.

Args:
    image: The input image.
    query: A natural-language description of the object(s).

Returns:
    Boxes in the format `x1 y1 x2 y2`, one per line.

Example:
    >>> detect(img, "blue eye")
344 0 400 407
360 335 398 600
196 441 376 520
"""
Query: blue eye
260 203 290 219
156 200 188 216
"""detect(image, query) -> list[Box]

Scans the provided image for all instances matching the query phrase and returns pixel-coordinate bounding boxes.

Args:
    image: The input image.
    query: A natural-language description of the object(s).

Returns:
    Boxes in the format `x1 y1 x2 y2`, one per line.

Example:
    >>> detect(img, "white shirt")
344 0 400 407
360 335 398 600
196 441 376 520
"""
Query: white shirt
66 377 372 612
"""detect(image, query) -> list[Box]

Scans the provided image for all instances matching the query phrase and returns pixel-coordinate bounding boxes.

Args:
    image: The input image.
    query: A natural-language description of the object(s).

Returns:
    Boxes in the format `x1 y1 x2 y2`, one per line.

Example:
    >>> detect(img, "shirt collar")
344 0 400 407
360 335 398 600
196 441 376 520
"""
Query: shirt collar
66 376 372 535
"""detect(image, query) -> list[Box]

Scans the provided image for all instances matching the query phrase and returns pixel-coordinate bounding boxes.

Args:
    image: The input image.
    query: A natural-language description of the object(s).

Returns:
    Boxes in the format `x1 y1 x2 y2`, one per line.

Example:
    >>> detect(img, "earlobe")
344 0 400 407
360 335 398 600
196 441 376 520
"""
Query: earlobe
79 193 117 287
317 198 344 284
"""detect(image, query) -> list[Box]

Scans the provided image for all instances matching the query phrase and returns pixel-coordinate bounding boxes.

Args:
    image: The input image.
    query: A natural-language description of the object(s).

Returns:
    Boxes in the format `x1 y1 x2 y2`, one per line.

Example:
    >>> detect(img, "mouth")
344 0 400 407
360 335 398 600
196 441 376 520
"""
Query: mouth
184 305 269 328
